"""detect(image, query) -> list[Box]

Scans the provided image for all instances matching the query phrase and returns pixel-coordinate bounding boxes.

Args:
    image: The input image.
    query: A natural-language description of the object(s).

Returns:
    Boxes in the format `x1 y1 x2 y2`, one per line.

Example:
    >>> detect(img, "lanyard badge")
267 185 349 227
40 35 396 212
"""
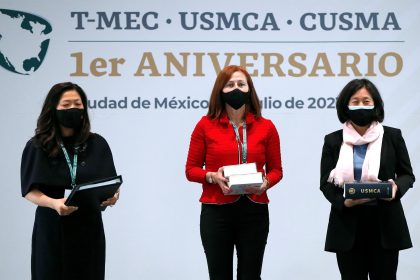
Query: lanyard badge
230 121 247 164
60 143 78 188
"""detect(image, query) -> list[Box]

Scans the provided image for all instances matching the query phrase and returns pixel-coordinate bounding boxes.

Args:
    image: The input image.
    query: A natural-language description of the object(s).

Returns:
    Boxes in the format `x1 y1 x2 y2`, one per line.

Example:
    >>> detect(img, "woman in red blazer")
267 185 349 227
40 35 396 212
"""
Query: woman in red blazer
320 79 415 280
186 65 283 280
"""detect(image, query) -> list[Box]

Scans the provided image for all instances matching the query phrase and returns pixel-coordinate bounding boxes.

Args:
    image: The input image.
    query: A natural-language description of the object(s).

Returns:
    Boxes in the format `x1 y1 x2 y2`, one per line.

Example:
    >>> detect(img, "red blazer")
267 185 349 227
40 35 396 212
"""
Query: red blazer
186 112 283 204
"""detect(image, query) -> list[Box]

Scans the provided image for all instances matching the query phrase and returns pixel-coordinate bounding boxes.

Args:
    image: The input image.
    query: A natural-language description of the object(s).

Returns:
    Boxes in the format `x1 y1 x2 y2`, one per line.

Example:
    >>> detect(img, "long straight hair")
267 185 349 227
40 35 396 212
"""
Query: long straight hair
207 65 261 119
35 82 91 157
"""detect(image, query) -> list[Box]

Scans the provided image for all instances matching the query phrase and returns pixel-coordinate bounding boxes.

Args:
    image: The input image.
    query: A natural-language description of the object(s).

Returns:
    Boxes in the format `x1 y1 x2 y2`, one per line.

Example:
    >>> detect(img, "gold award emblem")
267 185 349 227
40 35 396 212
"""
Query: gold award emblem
349 188 356 195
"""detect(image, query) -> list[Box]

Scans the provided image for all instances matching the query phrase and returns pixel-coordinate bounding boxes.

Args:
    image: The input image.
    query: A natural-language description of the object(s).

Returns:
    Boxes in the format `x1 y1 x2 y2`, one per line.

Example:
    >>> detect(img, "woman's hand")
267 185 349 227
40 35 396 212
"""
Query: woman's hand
244 177 269 195
101 189 120 207
24 189 78 216
344 179 398 207
52 198 78 216
207 167 230 195
344 198 373 207
382 179 398 201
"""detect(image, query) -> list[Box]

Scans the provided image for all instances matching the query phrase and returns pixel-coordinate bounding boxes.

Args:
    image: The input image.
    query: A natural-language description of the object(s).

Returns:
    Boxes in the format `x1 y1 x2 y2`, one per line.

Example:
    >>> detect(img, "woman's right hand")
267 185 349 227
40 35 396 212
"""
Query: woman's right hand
25 189 78 216
344 198 373 208
208 167 230 195
52 198 78 216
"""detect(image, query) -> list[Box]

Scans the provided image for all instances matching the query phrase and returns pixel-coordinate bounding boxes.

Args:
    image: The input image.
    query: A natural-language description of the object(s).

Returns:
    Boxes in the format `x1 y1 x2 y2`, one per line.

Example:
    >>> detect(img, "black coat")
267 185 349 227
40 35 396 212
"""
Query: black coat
320 126 415 252
21 133 117 280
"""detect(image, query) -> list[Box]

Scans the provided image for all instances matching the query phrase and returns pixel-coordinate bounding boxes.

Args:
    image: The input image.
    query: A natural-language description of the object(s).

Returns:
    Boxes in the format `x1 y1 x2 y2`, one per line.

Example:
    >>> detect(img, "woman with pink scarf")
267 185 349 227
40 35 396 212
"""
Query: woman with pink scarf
320 79 415 280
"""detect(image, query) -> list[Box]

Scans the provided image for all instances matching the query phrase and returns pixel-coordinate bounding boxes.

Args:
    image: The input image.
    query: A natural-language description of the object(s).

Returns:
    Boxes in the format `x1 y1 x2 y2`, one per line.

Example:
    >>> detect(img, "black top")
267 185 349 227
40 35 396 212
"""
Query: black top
21 133 117 198
20 133 117 280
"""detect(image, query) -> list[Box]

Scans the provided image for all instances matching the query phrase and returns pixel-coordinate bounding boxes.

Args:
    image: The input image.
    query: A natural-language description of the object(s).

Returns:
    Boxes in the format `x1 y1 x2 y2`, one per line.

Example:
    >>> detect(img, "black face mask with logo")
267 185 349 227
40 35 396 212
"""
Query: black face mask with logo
347 106 375 126
221 88 250 110
56 108 84 129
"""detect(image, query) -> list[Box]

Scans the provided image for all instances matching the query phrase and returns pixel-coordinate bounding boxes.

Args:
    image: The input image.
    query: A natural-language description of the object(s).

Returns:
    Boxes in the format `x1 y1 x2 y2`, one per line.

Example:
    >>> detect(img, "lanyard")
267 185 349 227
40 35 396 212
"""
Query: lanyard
230 121 247 164
60 143 78 188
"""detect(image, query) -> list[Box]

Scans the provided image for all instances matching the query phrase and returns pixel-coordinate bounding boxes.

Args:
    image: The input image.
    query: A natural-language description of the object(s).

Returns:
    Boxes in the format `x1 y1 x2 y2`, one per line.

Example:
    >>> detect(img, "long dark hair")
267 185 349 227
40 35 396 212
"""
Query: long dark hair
207 65 261 119
34 82 91 157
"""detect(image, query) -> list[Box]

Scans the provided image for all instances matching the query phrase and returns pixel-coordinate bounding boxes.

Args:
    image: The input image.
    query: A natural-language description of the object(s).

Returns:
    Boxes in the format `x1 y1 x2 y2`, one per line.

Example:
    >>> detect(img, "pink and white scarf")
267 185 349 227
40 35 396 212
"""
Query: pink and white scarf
328 121 384 187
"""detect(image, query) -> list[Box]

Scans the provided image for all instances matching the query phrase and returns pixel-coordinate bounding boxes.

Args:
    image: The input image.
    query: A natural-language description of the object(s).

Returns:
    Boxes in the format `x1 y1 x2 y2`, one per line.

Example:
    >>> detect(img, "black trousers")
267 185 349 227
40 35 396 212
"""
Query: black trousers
200 196 269 280
336 206 399 280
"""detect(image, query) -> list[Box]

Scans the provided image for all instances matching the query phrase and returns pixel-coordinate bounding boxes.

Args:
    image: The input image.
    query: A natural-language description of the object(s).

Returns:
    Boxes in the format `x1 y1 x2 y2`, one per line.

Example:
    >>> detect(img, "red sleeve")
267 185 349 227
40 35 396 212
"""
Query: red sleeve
265 121 283 188
185 118 207 184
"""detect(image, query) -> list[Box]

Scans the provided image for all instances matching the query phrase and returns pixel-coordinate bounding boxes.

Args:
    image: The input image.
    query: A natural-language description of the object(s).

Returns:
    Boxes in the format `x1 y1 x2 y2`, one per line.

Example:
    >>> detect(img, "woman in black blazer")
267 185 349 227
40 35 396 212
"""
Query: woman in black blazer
320 79 415 280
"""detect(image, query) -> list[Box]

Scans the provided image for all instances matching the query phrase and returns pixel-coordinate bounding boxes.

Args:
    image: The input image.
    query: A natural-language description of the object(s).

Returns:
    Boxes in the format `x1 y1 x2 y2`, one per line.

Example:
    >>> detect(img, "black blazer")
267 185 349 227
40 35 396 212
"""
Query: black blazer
320 125 415 252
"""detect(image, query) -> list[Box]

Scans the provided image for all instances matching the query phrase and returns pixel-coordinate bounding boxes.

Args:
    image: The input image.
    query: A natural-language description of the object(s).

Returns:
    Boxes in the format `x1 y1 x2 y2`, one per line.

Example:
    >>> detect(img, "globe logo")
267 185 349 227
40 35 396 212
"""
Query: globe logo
0 9 52 75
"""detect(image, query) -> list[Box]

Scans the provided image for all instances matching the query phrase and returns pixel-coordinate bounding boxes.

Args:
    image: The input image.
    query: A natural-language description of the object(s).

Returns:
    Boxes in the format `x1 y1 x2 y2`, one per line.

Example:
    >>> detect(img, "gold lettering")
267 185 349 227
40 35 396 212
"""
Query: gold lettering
129 51 404 78
379 52 403 77
134 52 161 76
361 188 381 193
338 52 362 76
261 53 286 77
238 53 258 76
288 53 307 77
70 52 125 77
164 52 189 76
108 58 126 77
193 53 205 77
365 53 377 76
70 52 88 77
90 58 107 77
208 53 235 74
309 53 335 77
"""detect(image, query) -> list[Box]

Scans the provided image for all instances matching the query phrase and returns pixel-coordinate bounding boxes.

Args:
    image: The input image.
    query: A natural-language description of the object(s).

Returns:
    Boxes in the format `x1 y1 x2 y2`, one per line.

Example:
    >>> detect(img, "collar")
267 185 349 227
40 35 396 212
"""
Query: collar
219 112 256 125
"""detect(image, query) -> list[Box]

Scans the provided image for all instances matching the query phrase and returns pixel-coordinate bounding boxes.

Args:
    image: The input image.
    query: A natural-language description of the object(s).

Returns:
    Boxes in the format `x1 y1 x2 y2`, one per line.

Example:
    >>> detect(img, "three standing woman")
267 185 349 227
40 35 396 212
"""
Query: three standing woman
20 76 415 280
320 78 415 280
21 82 119 280
186 65 283 280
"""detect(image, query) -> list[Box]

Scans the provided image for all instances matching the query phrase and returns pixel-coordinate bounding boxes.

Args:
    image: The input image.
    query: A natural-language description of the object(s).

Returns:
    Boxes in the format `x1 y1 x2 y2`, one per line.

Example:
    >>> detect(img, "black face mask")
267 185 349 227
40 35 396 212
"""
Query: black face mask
347 107 375 126
221 88 250 110
56 108 84 129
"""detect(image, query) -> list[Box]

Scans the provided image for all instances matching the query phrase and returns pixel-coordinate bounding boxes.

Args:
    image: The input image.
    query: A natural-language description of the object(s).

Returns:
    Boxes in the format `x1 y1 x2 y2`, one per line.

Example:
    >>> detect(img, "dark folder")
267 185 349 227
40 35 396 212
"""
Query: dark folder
344 182 392 199
65 175 123 210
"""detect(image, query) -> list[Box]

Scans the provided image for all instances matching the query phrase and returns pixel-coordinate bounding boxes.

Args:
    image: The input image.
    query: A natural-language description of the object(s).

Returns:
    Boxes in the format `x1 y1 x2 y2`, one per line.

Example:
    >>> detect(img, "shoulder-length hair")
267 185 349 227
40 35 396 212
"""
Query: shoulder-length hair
207 65 261 119
34 82 91 157
336 78 385 123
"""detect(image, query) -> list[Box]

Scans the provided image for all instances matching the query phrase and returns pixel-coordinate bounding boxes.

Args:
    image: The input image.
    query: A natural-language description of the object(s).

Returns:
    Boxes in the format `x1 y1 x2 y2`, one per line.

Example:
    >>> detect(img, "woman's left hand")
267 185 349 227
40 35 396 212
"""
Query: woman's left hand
245 178 269 195
101 188 120 207
382 179 398 201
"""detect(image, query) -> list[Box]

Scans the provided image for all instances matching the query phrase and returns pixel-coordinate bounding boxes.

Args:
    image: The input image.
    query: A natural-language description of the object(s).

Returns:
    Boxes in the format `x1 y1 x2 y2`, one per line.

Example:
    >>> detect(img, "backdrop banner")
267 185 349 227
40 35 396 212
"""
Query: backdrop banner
1 1 419 279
